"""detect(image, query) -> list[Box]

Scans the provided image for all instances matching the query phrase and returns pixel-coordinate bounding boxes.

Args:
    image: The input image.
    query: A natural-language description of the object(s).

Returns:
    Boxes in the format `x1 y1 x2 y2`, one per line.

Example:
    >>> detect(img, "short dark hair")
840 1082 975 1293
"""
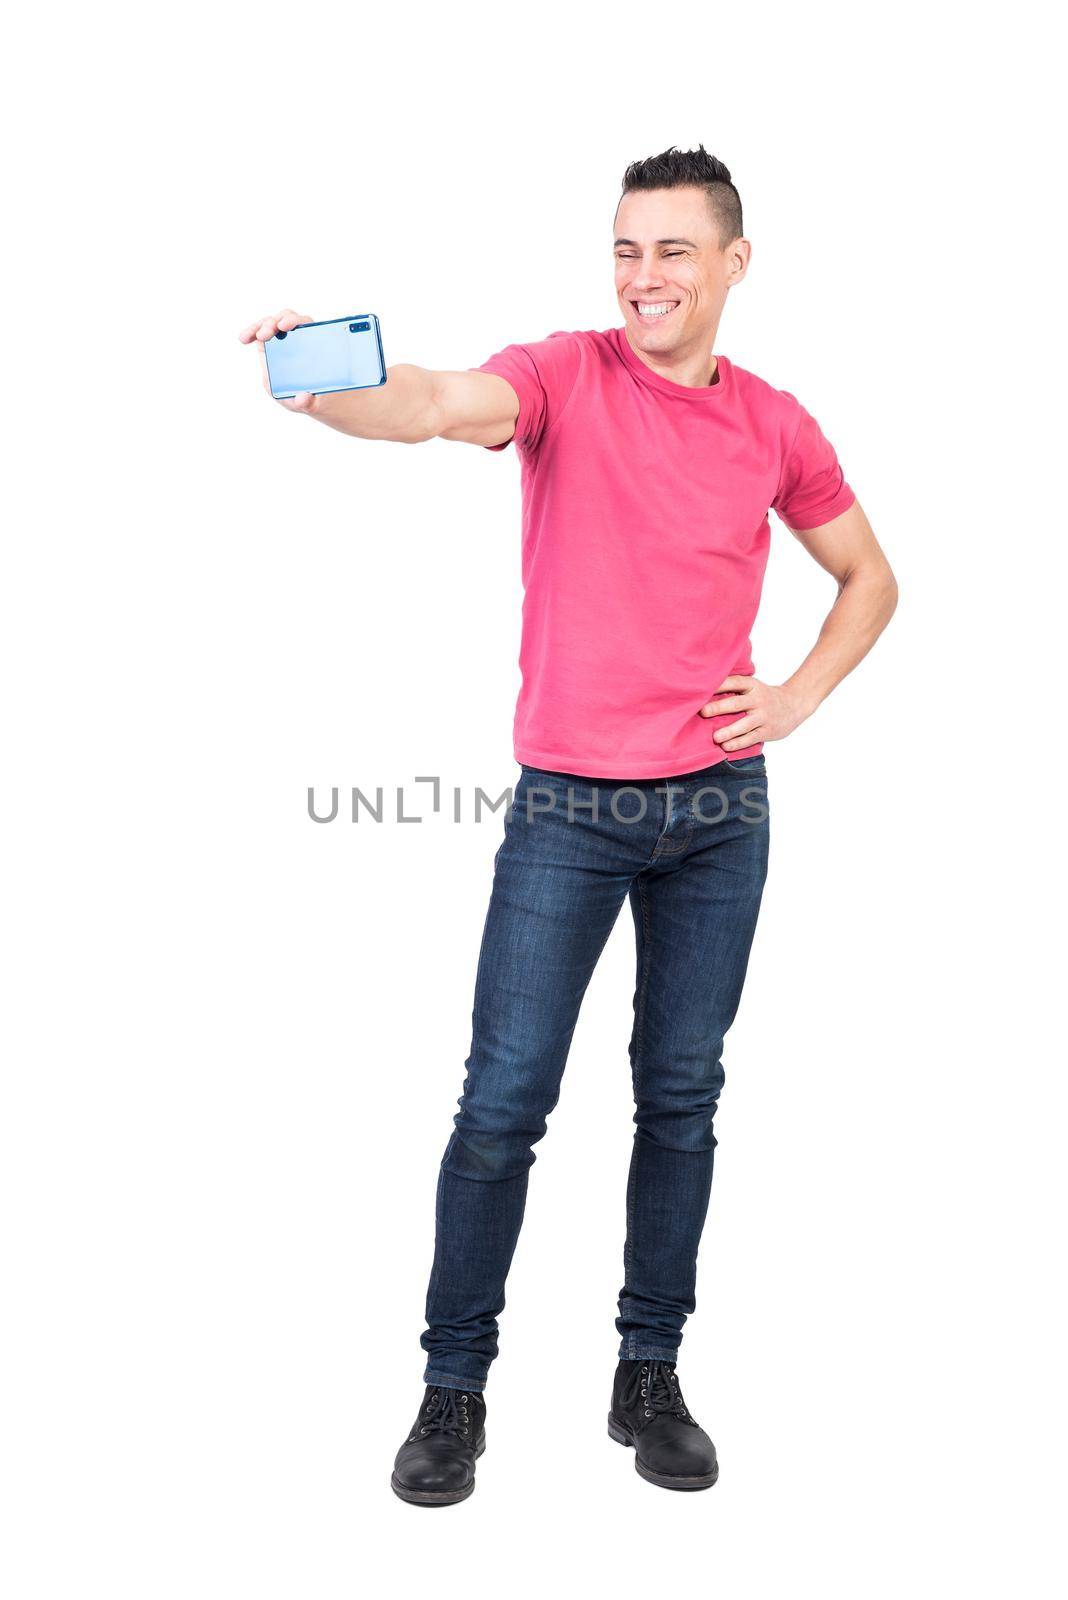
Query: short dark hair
619 144 743 249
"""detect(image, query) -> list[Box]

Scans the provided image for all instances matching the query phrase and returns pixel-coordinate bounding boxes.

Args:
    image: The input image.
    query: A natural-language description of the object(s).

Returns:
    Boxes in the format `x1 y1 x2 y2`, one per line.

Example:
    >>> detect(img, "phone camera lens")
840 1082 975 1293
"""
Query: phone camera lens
275 330 287 340
349 322 358 332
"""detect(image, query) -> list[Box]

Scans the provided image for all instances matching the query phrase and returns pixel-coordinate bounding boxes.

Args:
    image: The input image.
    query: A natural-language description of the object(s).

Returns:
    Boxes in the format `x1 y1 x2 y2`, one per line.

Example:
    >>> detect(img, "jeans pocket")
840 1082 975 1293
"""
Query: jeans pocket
721 752 767 774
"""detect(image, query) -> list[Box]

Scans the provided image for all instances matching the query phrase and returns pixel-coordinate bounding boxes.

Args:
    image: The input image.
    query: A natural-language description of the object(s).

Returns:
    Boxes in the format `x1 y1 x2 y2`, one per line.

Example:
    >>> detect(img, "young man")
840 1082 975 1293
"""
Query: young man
241 145 898 1504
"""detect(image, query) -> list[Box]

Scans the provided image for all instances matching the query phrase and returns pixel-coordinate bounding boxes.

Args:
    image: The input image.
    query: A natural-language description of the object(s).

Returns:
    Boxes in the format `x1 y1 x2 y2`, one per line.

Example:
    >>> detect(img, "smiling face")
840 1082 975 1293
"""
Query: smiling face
613 185 749 372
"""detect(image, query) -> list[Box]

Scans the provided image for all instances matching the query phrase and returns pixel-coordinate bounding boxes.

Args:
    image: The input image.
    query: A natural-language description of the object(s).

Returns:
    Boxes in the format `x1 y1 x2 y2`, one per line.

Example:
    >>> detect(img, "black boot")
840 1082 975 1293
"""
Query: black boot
608 1359 718 1490
391 1384 487 1505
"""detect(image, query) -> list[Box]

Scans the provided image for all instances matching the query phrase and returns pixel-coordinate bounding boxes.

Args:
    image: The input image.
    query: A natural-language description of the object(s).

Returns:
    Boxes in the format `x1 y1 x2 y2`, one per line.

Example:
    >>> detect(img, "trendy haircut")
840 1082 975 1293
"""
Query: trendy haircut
619 144 743 250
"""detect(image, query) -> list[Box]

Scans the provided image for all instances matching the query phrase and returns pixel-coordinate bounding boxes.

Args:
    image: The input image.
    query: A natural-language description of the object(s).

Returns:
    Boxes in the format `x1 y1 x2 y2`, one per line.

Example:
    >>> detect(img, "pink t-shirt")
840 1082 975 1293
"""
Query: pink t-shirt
471 326 855 779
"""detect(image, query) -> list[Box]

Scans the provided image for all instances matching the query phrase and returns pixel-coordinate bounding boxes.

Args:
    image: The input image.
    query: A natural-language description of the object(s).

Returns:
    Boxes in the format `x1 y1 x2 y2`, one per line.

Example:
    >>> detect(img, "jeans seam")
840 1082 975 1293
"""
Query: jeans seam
457 833 506 1136
632 874 653 1106
471 843 504 1026
424 1160 447 1323
623 874 654 1354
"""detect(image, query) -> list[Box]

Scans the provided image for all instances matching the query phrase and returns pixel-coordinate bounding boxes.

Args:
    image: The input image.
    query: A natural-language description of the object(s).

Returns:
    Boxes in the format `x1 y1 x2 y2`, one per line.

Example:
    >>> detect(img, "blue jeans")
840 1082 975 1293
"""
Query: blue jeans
420 755 770 1391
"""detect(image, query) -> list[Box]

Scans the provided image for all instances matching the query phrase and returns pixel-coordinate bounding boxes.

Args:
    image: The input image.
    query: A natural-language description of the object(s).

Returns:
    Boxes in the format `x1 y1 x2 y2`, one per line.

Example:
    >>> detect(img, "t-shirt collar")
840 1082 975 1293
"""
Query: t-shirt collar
609 325 730 400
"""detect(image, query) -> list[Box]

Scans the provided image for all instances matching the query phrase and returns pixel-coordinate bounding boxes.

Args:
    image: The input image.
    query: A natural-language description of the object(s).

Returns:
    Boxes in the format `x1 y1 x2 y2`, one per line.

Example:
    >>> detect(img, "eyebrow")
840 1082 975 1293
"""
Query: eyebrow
613 237 699 248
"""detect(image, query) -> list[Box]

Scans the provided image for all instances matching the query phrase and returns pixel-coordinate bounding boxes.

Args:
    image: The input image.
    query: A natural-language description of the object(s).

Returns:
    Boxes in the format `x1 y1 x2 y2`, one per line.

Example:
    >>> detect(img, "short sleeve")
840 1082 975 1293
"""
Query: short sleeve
772 401 856 530
468 330 584 453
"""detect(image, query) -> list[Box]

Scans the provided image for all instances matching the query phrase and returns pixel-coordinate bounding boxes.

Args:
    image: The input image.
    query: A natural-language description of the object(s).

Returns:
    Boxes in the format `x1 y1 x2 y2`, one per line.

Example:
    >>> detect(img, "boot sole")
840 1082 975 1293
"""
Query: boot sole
607 1415 719 1491
391 1438 486 1506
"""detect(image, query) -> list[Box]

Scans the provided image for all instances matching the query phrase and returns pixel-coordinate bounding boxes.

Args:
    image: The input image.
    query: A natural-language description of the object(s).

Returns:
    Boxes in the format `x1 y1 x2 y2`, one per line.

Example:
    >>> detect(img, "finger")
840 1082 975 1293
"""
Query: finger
721 729 765 752
698 693 748 718
275 309 313 331
715 675 755 693
713 715 760 744
239 316 269 343
255 315 282 342
279 391 318 414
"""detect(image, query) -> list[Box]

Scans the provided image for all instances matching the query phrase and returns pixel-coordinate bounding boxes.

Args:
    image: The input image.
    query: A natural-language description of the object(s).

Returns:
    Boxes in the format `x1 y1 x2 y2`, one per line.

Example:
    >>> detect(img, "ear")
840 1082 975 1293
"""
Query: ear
725 237 752 285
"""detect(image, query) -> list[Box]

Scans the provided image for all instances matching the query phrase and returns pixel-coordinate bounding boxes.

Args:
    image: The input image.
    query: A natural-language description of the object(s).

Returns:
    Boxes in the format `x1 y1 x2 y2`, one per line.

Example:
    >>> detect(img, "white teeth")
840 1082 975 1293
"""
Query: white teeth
636 302 676 317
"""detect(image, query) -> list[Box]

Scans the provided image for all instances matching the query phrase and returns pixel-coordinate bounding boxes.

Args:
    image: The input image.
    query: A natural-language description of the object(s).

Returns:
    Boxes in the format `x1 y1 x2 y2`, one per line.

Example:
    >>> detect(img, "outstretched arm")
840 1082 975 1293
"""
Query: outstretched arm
700 498 899 751
239 308 520 447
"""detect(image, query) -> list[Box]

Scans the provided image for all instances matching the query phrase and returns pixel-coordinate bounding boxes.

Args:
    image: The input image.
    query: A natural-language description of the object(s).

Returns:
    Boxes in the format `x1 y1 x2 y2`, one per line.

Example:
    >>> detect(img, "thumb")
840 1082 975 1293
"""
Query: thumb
282 391 318 414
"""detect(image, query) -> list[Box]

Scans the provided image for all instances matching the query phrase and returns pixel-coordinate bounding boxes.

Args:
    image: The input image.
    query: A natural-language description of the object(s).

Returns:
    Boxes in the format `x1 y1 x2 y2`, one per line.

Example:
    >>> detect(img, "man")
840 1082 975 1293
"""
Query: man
241 144 898 1504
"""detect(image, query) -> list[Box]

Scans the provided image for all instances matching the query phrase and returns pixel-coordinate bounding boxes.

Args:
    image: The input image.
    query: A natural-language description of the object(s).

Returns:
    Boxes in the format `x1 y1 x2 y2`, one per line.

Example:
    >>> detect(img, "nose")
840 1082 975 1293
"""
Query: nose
633 263 665 287
628 258 668 294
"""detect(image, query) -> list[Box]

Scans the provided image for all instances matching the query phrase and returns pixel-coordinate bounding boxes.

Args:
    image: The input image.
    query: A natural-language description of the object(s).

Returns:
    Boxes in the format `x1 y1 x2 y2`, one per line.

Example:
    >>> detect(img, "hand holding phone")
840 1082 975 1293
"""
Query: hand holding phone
238 308 387 411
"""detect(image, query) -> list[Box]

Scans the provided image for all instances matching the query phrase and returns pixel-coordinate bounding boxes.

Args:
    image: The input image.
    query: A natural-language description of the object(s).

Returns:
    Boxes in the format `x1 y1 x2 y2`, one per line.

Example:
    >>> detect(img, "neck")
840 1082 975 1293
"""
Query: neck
623 327 719 388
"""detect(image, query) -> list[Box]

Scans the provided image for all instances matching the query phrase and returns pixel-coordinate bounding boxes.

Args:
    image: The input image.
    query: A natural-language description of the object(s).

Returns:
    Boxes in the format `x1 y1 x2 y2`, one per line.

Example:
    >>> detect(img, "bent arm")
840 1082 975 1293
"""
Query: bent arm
701 497 898 750
239 309 519 446
783 498 899 717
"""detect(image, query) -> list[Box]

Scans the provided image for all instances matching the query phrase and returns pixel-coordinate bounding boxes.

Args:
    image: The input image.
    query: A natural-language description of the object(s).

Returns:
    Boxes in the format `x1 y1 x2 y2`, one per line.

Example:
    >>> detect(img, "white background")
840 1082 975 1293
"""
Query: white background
3 2 1065 1595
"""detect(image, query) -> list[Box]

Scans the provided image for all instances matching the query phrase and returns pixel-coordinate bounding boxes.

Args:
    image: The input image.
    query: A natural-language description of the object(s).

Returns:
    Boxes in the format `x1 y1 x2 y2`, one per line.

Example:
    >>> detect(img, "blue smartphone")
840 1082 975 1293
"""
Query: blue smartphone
263 314 387 399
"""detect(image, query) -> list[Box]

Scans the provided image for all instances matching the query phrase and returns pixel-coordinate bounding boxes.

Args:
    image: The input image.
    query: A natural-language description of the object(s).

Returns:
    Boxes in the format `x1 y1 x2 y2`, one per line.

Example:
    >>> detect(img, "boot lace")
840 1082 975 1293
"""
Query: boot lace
416 1387 472 1440
622 1361 696 1426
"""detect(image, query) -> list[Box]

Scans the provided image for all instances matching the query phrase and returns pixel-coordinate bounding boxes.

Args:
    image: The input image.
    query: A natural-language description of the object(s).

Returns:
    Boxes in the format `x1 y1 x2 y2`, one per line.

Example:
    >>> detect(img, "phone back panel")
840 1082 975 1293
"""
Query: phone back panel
263 315 386 398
